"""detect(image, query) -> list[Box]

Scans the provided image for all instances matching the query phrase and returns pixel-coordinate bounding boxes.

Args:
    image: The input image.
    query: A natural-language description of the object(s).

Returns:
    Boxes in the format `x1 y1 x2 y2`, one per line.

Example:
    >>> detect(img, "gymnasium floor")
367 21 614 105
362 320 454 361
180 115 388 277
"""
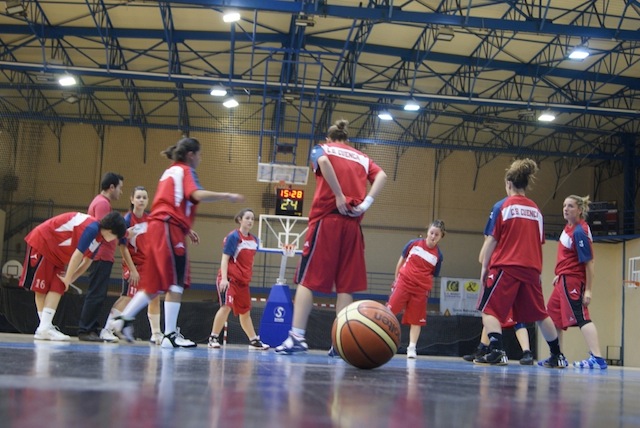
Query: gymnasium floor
0 333 639 428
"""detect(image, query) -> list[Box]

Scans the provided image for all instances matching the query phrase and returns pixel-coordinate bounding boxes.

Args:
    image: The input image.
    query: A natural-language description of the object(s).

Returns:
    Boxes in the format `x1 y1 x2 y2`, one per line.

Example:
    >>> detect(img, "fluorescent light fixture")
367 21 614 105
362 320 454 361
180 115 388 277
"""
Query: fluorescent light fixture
223 11 241 23
209 85 227 97
436 26 455 42
295 14 315 27
58 74 77 86
62 92 79 104
223 97 239 108
568 47 590 60
378 110 393 121
5 0 25 16
537 110 556 122
404 100 420 111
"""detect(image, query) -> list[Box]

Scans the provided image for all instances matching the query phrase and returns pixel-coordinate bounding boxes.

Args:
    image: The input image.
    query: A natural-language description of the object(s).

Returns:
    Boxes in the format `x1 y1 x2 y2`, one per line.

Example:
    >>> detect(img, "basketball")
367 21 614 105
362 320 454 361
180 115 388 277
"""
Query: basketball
331 300 401 369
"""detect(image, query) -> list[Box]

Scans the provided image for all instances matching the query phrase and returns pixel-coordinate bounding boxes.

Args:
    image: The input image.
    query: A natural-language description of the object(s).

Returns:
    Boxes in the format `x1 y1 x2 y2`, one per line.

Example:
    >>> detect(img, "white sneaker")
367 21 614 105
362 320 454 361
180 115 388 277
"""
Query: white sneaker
407 346 417 359
149 332 164 345
34 325 71 342
100 328 119 343
161 328 197 348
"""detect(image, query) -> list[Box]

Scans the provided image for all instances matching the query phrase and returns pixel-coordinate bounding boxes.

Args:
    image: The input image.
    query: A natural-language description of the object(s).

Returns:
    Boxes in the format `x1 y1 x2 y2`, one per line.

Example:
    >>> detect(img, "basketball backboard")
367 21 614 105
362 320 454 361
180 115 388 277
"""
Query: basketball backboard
257 214 308 255
257 163 309 185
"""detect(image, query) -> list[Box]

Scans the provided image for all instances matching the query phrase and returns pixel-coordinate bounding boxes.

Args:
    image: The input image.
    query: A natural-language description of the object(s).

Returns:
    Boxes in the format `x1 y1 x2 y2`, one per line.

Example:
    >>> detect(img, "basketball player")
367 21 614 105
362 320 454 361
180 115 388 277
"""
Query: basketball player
19 211 127 341
475 158 567 367
275 118 387 355
78 172 124 343
546 195 607 369
208 208 268 350
386 220 446 359
102 186 164 344
113 137 244 348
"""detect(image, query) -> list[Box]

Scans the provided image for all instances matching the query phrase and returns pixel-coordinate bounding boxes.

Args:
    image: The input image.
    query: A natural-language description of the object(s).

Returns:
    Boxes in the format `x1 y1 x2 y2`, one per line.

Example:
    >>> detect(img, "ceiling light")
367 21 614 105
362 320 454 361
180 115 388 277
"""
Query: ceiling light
62 93 79 104
209 85 227 97
223 11 241 23
223 97 239 108
378 110 393 121
294 14 315 27
404 100 420 111
537 110 556 122
435 26 455 42
5 0 25 16
58 74 77 87
568 47 590 60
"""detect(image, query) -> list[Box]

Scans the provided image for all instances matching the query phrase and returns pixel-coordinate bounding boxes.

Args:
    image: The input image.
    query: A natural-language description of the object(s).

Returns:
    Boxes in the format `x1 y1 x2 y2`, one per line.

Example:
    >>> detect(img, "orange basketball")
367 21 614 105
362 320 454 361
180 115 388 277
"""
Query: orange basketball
331 300 401 369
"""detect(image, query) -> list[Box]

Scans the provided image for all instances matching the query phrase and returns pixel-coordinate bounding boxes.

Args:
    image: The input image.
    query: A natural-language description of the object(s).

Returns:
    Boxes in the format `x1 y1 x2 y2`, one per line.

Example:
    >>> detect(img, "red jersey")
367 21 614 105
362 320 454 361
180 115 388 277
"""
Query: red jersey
88 194 115 262
554 219 593 282
122 211 149 268
149 161 202 232
24 212 104 268
218 229 258 284
396 238 443 292
484 195 544 280
307 142 382 225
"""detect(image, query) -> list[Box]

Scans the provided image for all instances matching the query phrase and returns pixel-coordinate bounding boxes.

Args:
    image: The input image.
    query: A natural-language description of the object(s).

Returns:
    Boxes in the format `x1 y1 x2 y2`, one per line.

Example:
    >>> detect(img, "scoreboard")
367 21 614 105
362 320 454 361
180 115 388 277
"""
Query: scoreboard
275 188 304 217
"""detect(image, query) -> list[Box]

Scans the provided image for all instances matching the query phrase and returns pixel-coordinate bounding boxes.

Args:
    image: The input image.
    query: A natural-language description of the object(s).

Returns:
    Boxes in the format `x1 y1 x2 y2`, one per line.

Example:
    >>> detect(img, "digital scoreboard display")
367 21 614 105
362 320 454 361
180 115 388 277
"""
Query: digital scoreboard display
275 188 304 217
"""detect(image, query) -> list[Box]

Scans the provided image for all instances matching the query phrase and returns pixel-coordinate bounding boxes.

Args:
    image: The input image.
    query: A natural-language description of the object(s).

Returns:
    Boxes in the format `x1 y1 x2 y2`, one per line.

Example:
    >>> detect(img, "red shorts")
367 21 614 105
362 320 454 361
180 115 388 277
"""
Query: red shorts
139 220 191 294
295 214 367 294
19 246 66 295
217 274 251 316
386 278 428 326
477 267 548 324
547 275 590 330
121 265 141 298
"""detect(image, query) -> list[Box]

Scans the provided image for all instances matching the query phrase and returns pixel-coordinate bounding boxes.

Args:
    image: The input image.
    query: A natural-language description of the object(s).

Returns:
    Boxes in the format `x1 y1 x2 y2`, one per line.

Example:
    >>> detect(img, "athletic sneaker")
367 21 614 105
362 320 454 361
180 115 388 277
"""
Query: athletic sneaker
463 345 489 362
474 349 508 366
248 337 269 350
274 332 308 355
327 346 341 358
573 353 608 369
538 353 568 369
407 346 417 359
99 328 119 343
208 334 221 349
161 329 197 348
520 350 534 366
149 332 164 345
34 325 70 342
112 316 135 343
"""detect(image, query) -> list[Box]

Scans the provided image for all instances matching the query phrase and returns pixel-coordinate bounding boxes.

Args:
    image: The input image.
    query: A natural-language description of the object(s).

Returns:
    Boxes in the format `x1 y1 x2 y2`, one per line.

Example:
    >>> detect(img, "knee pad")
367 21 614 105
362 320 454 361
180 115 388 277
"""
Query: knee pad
168 285 184 294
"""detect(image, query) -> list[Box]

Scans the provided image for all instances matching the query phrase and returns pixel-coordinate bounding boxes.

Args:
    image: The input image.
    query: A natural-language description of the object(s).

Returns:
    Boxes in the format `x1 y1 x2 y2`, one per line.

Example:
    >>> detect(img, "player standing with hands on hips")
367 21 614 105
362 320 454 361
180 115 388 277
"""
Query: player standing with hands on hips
475 158 567 367
114 137 244 348
276 119 387 355
546 195 607 369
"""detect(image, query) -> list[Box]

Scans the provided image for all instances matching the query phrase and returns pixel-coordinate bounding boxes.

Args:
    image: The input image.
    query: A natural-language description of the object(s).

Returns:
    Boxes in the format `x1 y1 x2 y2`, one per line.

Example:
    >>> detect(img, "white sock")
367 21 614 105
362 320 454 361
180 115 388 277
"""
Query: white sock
38 311 43 321
148 312 161 335
39 308 55 330
105 308 122 329
164 301 180 334
291 327 305 338
408 343 417 349
122 292 152 319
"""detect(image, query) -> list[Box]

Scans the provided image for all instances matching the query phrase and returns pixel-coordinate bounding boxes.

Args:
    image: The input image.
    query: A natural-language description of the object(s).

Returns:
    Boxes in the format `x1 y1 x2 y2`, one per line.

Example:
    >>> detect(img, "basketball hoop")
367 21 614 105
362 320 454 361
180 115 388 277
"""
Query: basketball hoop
624 280 640 289
281 243 297 258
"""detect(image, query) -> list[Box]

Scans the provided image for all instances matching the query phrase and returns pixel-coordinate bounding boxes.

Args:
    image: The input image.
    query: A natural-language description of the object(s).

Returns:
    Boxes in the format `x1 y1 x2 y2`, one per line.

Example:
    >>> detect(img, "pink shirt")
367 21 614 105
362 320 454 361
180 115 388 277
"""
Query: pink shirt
88 194 115 262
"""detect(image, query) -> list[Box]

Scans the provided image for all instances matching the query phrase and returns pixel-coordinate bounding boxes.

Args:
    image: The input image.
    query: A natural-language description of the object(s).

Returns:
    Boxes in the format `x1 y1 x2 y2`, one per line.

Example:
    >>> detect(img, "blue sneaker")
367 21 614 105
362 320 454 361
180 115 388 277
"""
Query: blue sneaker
328 346 341 358
274 333 308 355
573 353 608 369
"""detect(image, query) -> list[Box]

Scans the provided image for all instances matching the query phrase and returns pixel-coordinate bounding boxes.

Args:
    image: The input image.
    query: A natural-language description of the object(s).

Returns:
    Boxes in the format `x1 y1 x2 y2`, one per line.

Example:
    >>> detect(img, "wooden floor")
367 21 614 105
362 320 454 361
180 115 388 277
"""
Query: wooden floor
0 333 639 428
